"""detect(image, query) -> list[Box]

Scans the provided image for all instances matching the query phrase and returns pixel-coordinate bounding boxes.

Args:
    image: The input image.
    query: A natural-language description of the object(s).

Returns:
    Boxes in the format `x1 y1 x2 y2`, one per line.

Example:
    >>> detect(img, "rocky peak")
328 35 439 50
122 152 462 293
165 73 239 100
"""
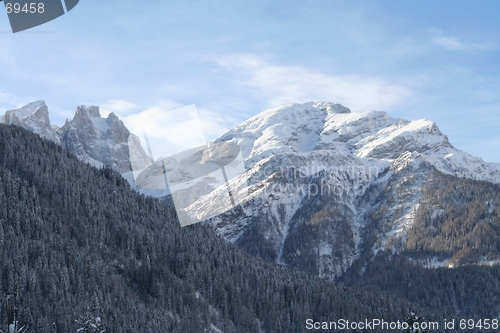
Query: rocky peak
1 101 60 144
59 105 151 173
77 104 101 118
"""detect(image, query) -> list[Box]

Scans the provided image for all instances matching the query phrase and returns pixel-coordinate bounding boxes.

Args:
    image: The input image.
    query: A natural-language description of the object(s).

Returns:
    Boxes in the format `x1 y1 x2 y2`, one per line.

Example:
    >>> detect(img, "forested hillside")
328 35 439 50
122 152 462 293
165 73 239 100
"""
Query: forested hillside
0 124 430 332
407 171 500 265
342 170 500 320
343 254 500 320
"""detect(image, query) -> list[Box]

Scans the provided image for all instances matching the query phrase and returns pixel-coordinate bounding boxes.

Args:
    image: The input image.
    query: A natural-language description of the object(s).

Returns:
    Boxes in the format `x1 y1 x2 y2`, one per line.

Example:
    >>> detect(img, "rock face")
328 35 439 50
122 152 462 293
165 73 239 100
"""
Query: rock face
1 101 152 175
58 105 151 173
1 101 60 144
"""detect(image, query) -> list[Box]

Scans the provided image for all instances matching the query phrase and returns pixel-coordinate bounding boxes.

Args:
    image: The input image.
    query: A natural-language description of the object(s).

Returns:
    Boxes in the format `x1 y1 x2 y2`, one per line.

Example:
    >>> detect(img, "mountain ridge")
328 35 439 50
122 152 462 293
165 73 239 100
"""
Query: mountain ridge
3 100 500 279
193 101 500 277
1 101 152 173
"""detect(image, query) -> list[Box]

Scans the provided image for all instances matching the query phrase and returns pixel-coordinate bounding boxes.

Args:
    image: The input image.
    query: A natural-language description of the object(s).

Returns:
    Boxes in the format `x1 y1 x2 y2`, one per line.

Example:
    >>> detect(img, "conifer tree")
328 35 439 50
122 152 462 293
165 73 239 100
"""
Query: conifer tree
402 309 431 333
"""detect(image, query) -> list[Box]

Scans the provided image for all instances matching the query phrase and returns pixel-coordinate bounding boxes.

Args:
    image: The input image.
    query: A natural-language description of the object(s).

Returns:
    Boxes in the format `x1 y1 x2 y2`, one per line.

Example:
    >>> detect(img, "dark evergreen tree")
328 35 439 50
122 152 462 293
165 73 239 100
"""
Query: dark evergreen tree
402 309 432 332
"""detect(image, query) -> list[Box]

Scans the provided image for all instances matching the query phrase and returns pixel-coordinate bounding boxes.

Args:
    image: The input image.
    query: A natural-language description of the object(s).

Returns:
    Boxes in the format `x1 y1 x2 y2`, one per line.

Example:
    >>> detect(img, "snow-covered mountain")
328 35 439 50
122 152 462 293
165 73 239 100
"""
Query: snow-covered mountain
4 100 500 278
1 101 60 144
184 102 500 278
1 101 152 174
217 102 499 183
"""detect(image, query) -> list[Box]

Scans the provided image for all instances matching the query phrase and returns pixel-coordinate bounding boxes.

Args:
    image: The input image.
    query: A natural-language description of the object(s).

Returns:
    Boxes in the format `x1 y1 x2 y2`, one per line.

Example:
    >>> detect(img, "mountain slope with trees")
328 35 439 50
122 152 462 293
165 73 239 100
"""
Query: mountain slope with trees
0 123 432 332
341 168 500 319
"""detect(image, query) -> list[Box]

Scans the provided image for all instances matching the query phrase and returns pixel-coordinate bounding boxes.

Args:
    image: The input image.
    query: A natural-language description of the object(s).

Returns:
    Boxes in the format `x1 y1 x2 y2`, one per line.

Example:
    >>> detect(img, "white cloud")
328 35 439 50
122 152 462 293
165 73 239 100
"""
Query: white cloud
197 107 232 141
212 54 413 112
0 92 16 106
0 91 31 114
123 103 231 160
434 36 498 51
99 100 141 117
126 105 206 160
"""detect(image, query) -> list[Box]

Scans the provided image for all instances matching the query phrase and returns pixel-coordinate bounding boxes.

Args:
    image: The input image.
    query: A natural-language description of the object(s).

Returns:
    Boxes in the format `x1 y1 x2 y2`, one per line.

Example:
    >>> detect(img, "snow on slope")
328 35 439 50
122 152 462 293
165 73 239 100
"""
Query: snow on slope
176 101 500 277
219 102 350 166
218 101 500 185
198 101 500 231
2 101 60 144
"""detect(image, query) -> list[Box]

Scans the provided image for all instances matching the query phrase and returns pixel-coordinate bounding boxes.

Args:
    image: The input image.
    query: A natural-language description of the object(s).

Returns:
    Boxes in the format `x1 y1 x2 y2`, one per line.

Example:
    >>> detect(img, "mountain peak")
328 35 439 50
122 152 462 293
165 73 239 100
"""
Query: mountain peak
107 112 120 120
58 104 151 173
214 101 500 185
75 105 101 119
311 101 351 114
219 102 351 158
4 100 47 119
1 100 59 143
255 101 351 121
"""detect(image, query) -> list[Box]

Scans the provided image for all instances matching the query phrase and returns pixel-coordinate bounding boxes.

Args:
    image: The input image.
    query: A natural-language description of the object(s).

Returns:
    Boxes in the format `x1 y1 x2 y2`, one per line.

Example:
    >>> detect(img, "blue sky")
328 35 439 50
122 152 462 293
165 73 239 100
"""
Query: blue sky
1 0 499 161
